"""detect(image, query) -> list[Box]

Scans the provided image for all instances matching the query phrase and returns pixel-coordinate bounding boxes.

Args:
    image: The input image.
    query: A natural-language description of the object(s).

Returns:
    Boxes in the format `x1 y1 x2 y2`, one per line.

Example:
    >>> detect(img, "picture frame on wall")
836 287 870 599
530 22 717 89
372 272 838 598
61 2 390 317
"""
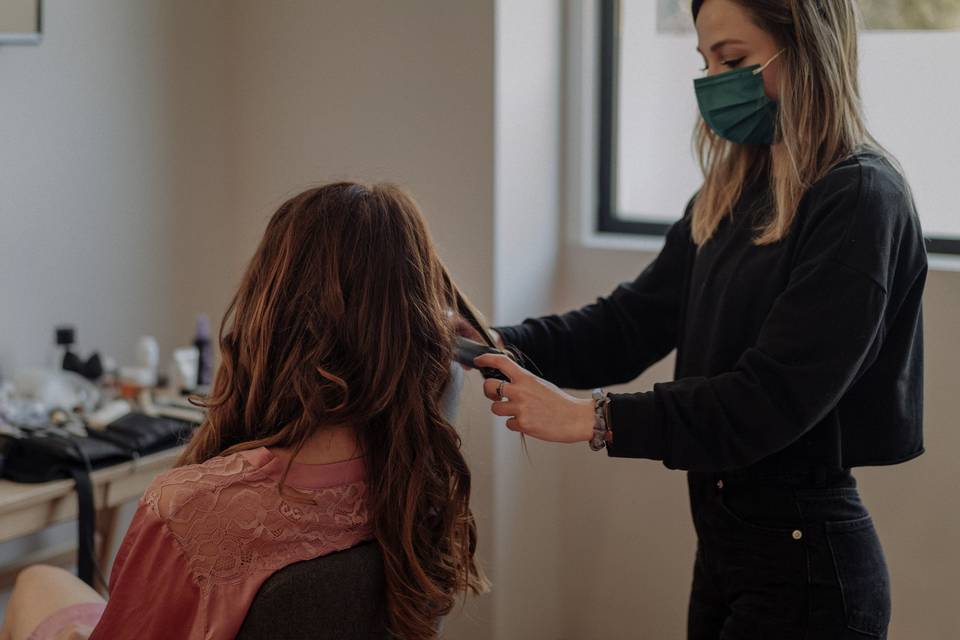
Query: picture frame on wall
0 0 42 45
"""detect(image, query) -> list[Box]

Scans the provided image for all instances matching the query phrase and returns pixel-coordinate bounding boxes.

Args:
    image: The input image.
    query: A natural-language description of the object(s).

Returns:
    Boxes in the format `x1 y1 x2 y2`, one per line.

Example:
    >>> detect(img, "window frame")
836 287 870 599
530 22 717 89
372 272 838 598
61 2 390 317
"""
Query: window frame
595 0 960 256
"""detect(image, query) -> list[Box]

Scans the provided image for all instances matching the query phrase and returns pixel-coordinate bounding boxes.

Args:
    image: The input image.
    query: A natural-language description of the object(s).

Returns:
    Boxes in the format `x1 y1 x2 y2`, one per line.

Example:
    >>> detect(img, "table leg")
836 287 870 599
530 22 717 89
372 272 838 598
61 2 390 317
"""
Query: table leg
95 506 120 594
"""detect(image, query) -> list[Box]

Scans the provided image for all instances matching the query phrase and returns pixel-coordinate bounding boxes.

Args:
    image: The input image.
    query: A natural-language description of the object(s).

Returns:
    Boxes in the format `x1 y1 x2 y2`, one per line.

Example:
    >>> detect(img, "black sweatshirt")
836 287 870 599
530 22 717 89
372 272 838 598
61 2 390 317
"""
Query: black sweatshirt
495 151 927 473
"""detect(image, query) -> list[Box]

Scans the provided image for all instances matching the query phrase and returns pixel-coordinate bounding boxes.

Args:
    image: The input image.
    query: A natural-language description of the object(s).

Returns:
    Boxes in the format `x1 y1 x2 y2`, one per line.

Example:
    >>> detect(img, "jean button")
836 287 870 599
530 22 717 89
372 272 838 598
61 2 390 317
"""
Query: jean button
792 529 803 540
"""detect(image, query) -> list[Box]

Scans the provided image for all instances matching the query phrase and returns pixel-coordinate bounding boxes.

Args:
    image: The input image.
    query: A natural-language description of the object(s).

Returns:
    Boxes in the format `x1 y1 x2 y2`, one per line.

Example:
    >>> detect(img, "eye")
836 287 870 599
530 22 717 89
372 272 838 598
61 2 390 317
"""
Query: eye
721 57 746 69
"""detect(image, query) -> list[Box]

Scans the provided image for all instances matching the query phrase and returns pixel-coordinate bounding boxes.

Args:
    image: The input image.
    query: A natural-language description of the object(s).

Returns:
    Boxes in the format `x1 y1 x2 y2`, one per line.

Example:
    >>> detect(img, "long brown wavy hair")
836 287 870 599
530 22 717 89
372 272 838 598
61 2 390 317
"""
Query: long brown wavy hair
178 182 491 638
691 0 888 246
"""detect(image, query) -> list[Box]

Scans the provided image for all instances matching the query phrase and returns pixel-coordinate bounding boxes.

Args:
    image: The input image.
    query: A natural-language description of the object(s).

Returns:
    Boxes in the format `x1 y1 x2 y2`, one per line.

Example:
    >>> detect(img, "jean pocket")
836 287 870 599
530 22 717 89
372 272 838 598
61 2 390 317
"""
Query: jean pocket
825 515 891 637
715 488 800 538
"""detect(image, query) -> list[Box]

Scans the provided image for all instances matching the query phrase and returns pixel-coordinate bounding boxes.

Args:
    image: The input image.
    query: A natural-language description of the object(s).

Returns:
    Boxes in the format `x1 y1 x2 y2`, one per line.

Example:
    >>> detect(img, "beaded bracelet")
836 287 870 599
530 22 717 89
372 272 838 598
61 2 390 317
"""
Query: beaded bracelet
589 388 611 451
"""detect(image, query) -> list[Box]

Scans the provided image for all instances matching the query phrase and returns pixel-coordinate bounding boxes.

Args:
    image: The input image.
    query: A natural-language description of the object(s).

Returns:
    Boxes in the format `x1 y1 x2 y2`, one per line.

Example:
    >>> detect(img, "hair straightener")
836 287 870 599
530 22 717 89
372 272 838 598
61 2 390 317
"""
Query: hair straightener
453 336 510 382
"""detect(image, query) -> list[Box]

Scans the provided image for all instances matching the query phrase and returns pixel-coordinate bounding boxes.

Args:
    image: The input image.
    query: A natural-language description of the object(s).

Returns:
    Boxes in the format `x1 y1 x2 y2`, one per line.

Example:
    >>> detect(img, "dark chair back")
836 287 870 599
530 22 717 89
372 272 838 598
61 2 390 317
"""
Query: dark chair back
237 541 389 640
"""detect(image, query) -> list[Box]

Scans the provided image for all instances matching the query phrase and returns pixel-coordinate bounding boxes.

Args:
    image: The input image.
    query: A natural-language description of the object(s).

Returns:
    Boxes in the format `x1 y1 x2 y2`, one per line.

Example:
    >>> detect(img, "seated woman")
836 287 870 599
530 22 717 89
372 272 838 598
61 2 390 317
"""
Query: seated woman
0 182 490 640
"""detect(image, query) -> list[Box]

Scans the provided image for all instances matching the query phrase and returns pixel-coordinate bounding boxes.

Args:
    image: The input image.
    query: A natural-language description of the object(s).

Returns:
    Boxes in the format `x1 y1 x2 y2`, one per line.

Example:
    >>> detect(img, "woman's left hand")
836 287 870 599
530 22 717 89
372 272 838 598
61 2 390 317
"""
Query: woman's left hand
474 353 595 444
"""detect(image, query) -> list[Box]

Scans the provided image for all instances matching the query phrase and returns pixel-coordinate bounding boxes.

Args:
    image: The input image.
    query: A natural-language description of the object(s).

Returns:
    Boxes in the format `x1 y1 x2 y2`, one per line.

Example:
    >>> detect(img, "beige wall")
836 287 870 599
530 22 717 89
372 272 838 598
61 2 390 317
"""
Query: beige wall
220 2 499 636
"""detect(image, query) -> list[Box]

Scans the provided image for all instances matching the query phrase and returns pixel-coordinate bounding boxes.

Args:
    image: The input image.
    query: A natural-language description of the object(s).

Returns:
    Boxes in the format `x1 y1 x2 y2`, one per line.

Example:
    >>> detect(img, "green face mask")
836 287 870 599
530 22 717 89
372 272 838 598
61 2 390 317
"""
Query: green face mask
694 50 784 145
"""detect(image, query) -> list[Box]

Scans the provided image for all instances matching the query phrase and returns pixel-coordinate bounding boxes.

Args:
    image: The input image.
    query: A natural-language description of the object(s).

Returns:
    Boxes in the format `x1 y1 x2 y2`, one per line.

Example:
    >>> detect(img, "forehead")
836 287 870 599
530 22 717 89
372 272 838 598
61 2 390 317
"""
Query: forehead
695 0 769 52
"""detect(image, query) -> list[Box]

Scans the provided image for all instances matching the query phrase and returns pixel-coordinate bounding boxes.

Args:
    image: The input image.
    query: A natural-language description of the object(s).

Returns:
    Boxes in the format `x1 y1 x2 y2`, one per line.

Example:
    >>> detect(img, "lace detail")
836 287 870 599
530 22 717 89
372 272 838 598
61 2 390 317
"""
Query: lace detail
143 450 372 594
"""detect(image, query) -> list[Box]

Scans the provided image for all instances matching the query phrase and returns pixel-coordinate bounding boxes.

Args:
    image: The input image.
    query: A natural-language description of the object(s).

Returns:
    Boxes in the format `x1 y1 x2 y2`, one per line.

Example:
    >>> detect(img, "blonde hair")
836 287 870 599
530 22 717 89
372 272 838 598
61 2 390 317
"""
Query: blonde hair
692 0 883 246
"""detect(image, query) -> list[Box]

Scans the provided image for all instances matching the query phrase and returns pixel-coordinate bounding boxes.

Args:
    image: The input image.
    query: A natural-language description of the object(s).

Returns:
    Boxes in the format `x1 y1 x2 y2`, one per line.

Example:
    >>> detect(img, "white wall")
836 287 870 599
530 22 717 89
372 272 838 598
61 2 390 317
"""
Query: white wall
492 1 564 638
0 0 229 374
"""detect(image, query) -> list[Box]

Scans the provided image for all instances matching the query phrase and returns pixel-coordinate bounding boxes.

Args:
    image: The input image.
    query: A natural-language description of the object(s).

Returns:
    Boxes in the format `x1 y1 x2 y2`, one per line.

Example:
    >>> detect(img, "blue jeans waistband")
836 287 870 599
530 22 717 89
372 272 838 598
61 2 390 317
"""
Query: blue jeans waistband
691 466 855 491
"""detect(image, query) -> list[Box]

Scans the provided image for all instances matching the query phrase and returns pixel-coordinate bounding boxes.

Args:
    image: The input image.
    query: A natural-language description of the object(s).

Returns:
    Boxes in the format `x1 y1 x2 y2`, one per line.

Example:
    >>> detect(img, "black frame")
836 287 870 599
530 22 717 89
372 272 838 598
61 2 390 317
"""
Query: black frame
596 0 960 255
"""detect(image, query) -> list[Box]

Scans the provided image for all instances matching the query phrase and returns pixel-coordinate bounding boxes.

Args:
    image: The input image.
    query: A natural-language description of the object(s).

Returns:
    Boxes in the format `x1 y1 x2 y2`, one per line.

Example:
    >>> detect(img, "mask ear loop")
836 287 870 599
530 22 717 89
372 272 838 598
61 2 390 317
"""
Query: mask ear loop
753 48 785 75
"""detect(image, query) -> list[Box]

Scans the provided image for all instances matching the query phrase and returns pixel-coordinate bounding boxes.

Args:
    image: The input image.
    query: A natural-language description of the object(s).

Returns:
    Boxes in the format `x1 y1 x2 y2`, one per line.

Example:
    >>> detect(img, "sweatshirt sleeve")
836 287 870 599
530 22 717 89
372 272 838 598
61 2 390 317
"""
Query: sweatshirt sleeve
493 205 693 390
89 500 203 640
606 162 898 471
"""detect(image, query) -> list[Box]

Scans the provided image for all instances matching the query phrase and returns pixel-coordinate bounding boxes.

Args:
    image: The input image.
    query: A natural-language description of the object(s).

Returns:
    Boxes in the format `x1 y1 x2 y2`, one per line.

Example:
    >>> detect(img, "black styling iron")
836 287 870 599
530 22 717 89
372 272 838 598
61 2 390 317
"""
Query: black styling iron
453 336 510 382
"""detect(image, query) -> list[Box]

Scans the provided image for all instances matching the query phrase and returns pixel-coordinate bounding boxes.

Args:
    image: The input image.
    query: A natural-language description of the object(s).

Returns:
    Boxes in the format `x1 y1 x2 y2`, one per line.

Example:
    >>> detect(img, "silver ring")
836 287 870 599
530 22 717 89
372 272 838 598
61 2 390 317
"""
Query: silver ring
496 380 506 401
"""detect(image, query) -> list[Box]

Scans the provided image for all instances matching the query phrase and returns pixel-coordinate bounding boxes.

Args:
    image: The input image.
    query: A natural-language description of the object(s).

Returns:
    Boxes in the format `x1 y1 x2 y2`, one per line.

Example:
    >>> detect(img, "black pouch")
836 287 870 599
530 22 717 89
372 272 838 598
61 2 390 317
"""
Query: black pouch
87 413 196 457
1 414 198 588
2 432 132 588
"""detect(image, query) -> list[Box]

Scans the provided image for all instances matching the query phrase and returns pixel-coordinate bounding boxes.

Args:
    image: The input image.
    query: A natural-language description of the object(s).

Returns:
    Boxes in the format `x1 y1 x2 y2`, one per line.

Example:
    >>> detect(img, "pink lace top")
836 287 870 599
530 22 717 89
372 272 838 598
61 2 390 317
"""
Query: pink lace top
87 447 372 640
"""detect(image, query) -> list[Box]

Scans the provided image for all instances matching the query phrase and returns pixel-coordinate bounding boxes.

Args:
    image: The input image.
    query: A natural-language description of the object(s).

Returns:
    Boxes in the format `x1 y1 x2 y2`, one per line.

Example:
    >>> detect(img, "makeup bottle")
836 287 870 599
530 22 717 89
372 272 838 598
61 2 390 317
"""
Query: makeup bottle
194 314 212 387
135 335 160 386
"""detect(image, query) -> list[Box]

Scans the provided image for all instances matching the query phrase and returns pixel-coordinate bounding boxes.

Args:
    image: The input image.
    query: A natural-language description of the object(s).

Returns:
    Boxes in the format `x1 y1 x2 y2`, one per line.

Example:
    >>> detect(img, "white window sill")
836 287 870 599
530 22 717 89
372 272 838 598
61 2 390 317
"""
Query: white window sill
580 231 666 254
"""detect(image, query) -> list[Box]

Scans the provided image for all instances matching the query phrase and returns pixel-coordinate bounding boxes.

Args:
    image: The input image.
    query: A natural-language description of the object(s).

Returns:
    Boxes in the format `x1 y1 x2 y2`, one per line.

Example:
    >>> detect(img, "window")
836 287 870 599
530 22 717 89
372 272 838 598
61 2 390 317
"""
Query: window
598 0 960 255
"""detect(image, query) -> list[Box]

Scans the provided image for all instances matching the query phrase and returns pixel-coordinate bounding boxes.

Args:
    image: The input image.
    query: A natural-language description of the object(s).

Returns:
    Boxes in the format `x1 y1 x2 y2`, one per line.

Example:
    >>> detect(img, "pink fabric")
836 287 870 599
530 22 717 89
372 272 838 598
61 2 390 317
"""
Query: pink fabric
30 448 372 640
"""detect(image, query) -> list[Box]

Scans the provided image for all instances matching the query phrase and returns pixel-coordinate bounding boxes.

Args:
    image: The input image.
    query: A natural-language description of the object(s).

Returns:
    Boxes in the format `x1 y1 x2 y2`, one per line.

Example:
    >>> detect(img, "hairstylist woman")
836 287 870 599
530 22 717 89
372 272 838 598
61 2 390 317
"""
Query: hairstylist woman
461 1 927 638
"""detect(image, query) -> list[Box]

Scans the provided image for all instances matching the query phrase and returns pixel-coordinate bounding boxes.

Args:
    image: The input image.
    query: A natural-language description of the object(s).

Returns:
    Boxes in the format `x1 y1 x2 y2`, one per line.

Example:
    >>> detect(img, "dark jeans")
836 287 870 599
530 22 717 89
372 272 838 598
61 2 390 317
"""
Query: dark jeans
686 469 891 640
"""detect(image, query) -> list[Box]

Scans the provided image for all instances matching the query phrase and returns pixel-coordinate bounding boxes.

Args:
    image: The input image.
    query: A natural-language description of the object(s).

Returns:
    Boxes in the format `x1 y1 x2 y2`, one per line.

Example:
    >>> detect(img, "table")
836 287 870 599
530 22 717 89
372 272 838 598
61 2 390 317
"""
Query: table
0 446 182 593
